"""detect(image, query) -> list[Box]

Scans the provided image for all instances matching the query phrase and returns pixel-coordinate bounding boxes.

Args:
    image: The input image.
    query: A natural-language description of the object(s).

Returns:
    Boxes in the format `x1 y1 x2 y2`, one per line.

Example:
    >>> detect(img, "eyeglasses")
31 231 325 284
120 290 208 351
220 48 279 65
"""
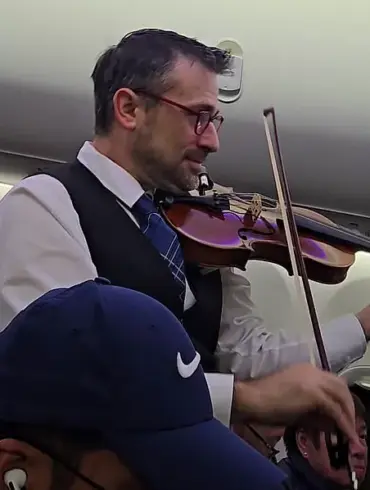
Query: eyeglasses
245 424 280 464
135 90 224 136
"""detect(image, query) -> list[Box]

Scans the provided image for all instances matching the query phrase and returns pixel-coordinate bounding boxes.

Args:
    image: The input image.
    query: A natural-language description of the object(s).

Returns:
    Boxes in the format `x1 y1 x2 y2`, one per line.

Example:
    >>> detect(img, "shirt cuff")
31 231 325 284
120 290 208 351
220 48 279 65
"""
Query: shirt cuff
204 373 234 427
323 314 367 372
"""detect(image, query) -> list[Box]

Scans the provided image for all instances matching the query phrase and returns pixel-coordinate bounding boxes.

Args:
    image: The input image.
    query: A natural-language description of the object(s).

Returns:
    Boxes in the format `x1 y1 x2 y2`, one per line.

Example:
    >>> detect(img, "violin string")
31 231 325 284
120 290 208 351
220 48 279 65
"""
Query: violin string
220 193 276 217
223 190 366 233
221 192 370 251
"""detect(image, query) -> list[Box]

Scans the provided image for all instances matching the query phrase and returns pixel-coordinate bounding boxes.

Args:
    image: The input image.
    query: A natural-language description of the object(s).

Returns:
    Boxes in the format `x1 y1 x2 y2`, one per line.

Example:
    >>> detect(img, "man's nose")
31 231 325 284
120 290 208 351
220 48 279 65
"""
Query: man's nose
198 122 220 153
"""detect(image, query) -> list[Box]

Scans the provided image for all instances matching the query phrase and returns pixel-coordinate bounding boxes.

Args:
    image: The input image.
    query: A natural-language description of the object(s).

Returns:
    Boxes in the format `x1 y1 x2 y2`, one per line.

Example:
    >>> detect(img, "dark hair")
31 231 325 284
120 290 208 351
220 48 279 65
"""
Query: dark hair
91 28 232 134
0 421 103 490
283 392 366 456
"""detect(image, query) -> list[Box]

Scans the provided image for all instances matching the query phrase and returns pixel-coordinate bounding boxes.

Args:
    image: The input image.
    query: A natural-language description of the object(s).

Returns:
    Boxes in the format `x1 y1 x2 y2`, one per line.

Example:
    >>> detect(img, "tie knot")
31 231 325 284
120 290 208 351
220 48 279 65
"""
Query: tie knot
133 194 157 215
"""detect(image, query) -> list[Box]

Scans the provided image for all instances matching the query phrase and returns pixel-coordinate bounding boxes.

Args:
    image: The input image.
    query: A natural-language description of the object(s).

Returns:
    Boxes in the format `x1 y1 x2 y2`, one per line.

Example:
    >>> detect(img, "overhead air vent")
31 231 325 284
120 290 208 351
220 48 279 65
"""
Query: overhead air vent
217 39 243 104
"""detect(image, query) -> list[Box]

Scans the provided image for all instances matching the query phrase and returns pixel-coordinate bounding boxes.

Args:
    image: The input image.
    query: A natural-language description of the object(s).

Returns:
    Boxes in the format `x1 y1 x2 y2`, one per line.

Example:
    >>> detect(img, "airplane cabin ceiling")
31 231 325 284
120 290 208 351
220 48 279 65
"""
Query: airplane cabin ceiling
1 0 370 216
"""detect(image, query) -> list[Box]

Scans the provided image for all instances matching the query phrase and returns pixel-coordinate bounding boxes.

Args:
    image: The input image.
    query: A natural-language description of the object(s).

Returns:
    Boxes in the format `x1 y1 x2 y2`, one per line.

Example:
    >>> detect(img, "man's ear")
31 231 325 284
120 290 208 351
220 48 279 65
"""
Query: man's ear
112 88 141 131
296 429 310 458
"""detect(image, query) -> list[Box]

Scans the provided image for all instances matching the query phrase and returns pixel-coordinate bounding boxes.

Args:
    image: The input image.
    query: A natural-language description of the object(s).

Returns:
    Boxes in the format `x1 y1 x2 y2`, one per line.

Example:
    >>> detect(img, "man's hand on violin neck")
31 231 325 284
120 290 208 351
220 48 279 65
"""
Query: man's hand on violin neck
355 305 370 340
232 363 360 446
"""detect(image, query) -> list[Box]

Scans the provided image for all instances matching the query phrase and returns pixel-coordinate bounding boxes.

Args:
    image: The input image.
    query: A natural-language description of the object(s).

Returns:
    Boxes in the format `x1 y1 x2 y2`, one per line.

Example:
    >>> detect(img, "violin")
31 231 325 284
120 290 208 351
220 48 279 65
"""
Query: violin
157 181 370 287
157 107 362 488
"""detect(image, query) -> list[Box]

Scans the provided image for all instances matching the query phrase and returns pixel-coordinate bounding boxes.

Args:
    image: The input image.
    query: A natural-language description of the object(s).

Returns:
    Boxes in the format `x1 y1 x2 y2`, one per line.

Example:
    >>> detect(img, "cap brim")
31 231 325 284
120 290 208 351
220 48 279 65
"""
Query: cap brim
108 418 288 490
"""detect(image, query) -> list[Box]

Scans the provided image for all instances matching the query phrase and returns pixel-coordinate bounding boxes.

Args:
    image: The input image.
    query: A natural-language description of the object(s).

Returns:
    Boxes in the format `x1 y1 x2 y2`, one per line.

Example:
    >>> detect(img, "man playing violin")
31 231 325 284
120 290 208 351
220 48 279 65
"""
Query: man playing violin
0 28 368 445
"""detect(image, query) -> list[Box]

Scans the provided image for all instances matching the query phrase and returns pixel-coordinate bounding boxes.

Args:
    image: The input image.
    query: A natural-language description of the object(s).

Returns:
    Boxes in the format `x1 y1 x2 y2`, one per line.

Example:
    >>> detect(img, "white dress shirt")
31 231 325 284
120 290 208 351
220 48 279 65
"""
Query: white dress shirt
0 141 366 427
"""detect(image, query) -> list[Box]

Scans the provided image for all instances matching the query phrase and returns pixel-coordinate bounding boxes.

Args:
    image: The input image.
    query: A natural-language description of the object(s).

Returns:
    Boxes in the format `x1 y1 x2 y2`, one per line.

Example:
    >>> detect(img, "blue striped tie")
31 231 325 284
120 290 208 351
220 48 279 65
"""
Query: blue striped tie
132 194 186 302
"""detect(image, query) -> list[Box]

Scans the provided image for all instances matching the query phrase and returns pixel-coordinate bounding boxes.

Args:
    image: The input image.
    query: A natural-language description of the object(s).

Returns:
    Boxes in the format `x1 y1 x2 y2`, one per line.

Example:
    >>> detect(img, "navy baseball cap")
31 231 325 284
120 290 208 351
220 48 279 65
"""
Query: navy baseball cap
0 279 288 490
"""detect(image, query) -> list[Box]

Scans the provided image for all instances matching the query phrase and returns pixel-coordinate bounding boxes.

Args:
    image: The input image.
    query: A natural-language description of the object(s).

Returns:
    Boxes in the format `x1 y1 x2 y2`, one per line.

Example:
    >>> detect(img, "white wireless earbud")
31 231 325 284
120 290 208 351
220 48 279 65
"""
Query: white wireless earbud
4 469 27 490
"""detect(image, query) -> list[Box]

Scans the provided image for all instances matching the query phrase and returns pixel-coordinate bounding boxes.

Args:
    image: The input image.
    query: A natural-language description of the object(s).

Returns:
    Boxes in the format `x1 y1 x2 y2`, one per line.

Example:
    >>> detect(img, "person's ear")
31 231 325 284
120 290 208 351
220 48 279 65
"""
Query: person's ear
296 429 310 458
0 439 29 490
113 88 142 131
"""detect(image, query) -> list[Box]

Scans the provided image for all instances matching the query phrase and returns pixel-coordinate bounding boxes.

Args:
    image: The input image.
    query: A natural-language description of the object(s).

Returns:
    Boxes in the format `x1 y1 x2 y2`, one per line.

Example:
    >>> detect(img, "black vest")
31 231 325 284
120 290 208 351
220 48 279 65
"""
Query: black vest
30 161 223 371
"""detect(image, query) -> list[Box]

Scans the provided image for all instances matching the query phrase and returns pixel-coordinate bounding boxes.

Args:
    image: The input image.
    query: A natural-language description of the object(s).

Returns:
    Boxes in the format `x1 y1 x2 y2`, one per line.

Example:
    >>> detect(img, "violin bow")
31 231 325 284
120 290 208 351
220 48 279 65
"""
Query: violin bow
262 107 357 489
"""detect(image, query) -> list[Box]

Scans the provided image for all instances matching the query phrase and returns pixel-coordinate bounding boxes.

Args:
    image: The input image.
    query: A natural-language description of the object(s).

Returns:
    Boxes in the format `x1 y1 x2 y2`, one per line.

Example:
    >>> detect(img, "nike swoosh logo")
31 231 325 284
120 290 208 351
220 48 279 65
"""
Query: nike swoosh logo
177 351 201 378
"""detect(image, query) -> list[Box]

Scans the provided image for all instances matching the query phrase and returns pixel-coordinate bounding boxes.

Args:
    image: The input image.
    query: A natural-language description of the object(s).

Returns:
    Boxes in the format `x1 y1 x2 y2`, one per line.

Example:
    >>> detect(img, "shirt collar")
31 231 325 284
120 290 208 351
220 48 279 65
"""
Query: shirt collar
77 141 144 208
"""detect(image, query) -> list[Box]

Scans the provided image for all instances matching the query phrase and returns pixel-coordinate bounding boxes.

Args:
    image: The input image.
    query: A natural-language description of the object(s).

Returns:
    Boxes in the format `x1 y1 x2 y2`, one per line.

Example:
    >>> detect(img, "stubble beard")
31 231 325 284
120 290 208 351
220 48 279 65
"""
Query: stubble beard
131 133 199 193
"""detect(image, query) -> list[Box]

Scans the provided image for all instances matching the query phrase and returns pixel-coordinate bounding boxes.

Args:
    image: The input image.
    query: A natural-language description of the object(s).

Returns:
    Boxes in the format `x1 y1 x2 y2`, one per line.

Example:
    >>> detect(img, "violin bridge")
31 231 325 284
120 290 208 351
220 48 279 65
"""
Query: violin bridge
244 193 262 228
